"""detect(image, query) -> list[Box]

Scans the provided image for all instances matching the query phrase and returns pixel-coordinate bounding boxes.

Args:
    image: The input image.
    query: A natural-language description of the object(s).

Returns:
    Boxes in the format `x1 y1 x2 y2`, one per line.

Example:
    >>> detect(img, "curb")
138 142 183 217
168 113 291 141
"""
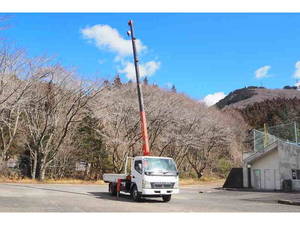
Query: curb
278 199 300 206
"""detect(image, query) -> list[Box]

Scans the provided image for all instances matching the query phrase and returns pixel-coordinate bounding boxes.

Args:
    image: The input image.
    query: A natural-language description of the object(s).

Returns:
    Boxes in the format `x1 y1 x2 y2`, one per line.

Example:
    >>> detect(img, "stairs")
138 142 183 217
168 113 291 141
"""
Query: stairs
244 140 278 163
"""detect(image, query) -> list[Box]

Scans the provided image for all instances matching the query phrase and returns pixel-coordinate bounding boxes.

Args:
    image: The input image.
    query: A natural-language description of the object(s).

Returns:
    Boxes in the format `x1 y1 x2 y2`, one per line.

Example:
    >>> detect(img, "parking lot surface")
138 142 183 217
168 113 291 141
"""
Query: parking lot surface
0 183 299 212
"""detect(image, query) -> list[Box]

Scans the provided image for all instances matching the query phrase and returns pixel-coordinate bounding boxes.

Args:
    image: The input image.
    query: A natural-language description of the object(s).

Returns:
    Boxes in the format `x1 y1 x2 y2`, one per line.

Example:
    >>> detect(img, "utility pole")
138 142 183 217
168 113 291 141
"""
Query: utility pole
264 123 269 148
127 20 150 156
294 121 298 144
253 130 256 151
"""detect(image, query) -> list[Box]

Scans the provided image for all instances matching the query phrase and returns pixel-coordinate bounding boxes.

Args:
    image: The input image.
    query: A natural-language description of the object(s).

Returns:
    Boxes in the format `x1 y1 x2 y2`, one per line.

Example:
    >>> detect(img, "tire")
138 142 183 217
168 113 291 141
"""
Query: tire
131 185 141 202
162 195 171 202
109 183 117 196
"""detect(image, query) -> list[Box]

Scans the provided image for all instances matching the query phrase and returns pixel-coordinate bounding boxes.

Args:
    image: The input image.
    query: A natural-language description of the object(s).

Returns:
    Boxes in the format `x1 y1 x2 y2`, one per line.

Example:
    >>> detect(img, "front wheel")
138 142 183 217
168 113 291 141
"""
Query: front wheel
131 185 141 202
162 195 171 202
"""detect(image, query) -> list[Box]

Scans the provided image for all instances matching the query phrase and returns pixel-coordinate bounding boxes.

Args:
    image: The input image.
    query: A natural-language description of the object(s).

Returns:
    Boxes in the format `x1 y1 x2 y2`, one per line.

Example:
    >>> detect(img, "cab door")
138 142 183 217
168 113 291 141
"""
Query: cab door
132 159 143 192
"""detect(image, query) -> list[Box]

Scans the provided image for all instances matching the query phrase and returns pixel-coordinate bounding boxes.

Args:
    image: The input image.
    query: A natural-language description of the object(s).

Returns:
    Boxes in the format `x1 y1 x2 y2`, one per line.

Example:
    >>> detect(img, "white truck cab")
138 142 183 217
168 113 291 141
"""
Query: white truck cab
132 156 179 201
103 156 179 202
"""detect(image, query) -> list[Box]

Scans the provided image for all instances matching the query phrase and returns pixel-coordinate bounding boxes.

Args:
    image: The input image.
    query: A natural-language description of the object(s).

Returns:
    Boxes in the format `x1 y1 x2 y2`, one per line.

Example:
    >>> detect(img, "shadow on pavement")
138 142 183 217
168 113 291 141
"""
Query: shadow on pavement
2 183 91 196
1 183 164 203
89 192 132 202
89 192 164 203
215 187 300 194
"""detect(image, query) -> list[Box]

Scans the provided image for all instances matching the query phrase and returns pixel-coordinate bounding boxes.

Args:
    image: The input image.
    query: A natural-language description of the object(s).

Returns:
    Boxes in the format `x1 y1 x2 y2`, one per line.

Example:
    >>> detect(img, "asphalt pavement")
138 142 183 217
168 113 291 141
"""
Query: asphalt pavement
0 182 300 212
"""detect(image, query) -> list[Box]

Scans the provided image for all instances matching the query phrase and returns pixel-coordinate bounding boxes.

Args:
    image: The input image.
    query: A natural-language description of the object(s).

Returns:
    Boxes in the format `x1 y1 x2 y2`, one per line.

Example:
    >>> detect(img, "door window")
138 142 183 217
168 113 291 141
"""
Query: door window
134 160 143 174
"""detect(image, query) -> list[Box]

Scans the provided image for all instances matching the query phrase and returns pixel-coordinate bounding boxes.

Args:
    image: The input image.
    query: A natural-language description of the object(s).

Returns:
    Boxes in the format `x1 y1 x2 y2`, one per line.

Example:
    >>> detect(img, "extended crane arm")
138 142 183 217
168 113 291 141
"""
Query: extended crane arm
128 20 150 156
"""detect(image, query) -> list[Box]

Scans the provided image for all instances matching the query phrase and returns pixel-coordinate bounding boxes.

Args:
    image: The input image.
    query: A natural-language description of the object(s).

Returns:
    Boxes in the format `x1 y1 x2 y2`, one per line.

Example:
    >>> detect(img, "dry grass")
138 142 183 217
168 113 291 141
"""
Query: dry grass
0 176 223 186
179 176 225 186
0 177 105 185
44 179 105 185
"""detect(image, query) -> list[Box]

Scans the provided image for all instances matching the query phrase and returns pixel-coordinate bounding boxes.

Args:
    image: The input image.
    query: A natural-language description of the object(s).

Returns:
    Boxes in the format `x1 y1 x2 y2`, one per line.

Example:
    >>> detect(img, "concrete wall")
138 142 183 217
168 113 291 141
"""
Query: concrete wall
243 140 300 191
278 141 300 191
243 166 248 188
250 149 280 190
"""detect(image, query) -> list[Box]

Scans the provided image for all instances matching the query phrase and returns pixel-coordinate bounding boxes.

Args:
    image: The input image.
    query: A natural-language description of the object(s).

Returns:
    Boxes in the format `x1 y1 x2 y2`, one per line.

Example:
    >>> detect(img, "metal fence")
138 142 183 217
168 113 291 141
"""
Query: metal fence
253 129 278 152
253 121 300 152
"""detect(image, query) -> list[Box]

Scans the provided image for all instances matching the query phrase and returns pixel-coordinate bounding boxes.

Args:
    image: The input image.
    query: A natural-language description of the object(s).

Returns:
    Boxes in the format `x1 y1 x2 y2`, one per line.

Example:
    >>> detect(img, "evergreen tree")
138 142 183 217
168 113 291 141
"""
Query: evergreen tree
171 84 177 93
113 74 122 87
103 80 110 87
74 115 112 179
143 76 148 85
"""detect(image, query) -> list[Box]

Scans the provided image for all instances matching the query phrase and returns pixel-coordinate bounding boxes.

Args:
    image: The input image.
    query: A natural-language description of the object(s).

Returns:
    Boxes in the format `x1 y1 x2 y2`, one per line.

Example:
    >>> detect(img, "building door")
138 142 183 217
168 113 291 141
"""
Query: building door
253 169 261 189
264 169 276 190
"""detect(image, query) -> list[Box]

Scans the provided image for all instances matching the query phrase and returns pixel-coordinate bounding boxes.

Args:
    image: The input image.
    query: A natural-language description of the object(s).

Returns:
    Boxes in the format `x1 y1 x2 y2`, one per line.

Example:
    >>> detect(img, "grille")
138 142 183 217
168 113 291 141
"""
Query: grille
151 182 175 189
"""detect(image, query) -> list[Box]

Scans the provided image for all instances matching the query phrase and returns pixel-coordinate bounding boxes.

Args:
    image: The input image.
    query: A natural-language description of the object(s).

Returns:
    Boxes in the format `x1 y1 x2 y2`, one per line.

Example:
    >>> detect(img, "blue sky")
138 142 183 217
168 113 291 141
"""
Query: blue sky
1 13 300 105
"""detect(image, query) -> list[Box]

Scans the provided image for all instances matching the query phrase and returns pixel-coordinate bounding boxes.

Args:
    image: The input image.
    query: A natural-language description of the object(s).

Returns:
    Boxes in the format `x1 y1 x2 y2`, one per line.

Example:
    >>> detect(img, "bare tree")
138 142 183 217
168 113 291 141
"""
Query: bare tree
23 65 103 180
91 82 236 178
0 46 50 168
91 83 140 173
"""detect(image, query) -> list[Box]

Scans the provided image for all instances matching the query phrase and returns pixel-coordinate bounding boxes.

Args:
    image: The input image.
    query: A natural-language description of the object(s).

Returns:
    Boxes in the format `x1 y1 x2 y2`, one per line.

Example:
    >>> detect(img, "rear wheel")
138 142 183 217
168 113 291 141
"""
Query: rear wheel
109 183 117 196
131 185 141 202
162 195 171 202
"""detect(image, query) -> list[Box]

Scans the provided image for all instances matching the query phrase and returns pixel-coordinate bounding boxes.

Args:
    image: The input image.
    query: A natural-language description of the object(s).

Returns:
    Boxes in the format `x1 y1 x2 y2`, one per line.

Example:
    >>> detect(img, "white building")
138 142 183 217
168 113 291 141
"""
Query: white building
243 136 300 191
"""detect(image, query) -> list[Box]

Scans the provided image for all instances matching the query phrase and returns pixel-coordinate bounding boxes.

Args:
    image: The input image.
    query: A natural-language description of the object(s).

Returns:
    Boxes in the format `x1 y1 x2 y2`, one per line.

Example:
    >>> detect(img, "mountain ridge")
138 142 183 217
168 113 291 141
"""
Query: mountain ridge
215 86 300 128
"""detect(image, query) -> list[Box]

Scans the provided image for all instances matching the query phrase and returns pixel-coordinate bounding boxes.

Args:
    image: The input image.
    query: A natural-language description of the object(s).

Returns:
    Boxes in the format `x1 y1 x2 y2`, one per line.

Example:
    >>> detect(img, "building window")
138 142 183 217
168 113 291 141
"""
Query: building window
291 169 300 180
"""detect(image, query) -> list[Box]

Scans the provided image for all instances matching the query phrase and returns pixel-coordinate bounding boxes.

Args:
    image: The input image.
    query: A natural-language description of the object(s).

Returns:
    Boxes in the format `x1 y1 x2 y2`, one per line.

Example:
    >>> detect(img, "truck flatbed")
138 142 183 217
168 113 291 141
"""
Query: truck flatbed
103 174 128 183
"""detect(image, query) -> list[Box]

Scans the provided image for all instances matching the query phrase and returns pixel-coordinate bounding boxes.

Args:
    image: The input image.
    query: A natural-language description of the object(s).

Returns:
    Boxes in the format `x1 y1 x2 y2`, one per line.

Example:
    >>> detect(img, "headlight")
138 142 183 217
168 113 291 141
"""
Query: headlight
142 180 151 189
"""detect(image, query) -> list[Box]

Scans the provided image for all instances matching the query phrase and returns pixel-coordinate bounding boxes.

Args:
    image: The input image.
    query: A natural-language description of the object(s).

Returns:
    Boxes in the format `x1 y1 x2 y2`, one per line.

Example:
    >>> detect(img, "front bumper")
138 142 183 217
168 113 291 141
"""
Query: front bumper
142 188 179 195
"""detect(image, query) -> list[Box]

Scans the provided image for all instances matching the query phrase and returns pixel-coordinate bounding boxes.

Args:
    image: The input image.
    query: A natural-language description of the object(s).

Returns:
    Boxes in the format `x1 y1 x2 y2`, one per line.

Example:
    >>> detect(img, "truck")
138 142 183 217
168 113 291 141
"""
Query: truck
103 20 180 202
103 156 179 202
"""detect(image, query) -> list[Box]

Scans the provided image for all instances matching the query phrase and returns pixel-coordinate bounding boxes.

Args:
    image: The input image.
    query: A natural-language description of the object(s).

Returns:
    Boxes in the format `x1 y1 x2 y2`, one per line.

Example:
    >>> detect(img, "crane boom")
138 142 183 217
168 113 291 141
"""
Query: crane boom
103 20 179 203
128 20 150 156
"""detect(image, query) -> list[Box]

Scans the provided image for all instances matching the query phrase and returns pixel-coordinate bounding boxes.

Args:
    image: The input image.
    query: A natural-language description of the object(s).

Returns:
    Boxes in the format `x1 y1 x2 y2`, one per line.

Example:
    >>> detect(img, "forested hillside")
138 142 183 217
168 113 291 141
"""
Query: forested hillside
0 46 243 180
216 87 300 128
3 46 299 182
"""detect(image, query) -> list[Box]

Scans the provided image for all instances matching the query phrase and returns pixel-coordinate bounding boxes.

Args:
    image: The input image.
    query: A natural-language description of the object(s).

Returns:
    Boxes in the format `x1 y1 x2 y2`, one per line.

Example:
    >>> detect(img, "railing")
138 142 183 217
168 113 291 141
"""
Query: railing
259 121 300 144
245 121 300 163
245 139 278 162
253 129 278 152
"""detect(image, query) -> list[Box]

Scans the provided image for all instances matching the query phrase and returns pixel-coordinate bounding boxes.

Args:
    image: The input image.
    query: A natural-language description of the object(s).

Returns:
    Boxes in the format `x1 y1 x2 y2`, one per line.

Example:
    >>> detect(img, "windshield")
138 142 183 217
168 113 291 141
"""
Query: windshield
143 158 177 174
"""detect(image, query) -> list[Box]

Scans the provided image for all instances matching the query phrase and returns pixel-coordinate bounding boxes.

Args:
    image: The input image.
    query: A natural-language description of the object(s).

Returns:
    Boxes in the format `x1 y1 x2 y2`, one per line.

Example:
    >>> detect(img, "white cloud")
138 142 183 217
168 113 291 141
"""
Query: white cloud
255 65 271 79
98 59 106 64
293 61 300 79
203 92 226 106
81 24 160 80
118 61 160 80
81 24 146 59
